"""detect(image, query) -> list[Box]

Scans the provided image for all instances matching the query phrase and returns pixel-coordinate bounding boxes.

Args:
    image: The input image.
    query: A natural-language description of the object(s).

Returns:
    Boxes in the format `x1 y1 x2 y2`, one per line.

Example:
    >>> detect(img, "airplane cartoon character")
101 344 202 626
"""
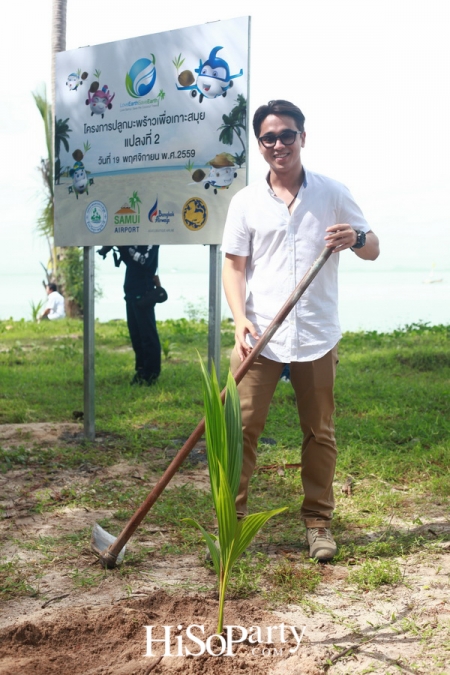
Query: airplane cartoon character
86 82 115 118
68 149 94 198
191 153 238 194
176 46 243 103
66 70 88 91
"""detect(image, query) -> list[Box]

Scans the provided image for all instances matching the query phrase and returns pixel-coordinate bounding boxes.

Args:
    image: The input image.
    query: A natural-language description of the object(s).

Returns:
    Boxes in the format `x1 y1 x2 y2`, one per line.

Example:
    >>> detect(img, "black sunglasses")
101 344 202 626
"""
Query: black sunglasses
258 130 302 148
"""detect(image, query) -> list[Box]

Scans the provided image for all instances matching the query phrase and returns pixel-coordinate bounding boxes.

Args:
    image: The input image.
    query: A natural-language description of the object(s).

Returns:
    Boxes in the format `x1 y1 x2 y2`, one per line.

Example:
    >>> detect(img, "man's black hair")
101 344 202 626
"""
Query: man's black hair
253 100 305 138
47 282 57 292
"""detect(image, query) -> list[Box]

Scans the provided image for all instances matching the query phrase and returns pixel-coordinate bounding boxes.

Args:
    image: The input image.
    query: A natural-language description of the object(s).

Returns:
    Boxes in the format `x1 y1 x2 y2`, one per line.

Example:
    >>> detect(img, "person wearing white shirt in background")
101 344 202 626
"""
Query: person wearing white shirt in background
39 283 66 321
222 99 380 561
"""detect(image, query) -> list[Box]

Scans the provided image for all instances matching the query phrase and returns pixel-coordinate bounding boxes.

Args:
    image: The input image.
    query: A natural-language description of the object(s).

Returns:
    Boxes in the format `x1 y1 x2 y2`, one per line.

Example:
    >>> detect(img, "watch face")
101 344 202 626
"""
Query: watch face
352 230 366 249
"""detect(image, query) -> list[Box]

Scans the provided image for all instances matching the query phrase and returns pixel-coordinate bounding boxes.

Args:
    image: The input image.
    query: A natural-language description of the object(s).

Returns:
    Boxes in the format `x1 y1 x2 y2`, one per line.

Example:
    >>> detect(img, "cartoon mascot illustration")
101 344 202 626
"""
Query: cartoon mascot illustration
176 46 243 103
191 153 238 194
66 70 88 91
86 82 115 118
68 149 94 198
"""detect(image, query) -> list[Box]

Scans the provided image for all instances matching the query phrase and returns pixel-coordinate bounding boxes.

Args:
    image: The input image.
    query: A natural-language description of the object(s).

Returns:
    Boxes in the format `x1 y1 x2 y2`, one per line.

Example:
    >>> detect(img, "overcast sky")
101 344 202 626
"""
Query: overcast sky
2 0 449 282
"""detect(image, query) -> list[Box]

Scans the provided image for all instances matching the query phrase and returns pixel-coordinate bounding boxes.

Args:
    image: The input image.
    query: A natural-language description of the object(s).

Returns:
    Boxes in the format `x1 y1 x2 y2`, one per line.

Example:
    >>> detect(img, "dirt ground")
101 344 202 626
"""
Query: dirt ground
0 424 449 675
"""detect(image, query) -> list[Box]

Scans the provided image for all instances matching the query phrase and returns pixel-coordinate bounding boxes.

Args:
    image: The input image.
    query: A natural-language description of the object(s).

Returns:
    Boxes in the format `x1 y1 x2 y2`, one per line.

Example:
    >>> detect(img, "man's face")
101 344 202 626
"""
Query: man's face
258 114 305 175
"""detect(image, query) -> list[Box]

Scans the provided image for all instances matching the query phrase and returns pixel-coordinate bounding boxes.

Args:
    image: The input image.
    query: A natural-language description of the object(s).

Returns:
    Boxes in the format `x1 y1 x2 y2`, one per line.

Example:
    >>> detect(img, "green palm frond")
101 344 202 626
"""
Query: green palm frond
185 358 287 633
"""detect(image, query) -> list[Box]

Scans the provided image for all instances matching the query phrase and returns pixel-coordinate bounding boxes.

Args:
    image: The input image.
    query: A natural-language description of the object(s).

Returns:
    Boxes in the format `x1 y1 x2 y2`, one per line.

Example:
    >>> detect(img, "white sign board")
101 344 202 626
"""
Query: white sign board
54 17 250 246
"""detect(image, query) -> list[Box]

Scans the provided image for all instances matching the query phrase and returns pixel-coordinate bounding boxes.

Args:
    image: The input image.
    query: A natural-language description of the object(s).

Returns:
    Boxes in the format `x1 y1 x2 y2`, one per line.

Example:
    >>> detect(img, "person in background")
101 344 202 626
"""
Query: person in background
39 283 66 321
118 245 162 386
222 99 380 561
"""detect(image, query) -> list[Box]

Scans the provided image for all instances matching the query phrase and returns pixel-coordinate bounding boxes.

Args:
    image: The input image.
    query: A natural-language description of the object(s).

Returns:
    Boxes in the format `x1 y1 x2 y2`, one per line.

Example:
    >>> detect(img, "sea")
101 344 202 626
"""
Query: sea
1 245 449 334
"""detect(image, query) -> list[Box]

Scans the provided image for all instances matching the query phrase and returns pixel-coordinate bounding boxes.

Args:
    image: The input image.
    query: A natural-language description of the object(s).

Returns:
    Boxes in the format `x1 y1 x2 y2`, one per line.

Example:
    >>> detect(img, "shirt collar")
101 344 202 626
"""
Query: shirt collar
265 168 308 194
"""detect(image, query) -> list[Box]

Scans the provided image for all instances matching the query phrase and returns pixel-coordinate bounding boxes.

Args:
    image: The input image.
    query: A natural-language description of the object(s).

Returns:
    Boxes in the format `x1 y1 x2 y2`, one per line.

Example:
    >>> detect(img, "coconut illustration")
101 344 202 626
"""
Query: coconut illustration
192 169 206 183
178 70 195 87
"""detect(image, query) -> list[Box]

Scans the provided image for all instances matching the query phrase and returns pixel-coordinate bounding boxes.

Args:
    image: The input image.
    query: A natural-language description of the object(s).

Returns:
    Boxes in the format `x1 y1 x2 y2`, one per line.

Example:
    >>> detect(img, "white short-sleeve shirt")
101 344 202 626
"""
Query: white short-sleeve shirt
221 168 370 362
47 291 66 320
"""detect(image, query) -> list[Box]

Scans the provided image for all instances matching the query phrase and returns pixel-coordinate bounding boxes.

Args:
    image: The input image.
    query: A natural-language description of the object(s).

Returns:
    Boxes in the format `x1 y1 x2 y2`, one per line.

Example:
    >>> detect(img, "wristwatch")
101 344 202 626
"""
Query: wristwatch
351 229 366 250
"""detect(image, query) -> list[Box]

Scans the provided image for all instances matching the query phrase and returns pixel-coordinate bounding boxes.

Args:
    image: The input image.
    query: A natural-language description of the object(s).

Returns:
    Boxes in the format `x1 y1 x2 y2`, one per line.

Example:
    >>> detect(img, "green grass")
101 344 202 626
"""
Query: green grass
347 557 403 590
0 560 41 600
266 557 322 602
0 318 449 603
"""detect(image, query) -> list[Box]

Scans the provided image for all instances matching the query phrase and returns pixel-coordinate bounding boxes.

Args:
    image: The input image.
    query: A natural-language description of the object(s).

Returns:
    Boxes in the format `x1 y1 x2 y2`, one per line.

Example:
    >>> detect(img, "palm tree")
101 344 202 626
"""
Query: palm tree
54 117 71 184
52 0 67 106
129 191 142 215
232 94 247 129
50 0 84 317
218 95 247 154
33 87 56 279
232 150 246 169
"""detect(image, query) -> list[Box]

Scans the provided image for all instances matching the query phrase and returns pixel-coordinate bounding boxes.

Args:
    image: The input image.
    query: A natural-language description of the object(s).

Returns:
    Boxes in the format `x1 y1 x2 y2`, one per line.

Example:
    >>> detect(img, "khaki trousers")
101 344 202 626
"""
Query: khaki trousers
230 345 338 528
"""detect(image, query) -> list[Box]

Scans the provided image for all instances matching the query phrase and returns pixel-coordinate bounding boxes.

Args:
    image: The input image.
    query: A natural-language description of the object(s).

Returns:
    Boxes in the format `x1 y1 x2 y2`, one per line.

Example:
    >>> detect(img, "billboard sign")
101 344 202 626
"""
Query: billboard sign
54 16 250 246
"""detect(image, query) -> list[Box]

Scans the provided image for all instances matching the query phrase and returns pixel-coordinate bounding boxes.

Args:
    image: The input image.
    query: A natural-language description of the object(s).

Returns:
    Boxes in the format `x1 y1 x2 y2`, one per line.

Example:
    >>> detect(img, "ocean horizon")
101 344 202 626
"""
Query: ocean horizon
2 264 449 335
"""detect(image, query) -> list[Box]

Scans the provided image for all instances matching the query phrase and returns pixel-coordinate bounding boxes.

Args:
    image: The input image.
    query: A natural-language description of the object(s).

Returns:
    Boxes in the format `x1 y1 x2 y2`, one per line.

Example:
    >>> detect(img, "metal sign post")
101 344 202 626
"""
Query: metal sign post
83 247 95 440
208 244 221 380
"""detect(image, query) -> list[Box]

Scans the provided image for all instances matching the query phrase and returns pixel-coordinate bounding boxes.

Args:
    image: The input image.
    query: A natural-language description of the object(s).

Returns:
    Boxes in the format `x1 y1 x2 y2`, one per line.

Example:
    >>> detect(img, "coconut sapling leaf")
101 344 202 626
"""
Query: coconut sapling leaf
232 508 288 563
199 358 227 493
224 370 243 499
216 462 237 564
190 358 287 634
183 518 220 575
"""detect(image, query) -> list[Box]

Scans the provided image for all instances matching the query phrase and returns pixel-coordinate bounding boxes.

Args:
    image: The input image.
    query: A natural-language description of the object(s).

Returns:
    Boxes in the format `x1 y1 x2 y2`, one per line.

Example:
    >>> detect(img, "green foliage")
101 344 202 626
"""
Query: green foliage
267 558 322 602
0 560 40 600
0 320 449 610
232 150 246 168
184 360 286 633
30 299 46 322
32 87 54 247
57 248 84 308
32 87 93 315
226 551 269 597
161 338 175 360
54 116 72 184
218 94 247 156
172 54 185 71
348 558 403 590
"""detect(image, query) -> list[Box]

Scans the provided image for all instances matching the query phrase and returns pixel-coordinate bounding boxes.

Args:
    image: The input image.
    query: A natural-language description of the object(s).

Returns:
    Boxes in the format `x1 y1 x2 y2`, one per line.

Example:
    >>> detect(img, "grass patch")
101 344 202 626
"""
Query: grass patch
348 557 403 590
0 560 41 600
266 558 322 603
0 319 449 604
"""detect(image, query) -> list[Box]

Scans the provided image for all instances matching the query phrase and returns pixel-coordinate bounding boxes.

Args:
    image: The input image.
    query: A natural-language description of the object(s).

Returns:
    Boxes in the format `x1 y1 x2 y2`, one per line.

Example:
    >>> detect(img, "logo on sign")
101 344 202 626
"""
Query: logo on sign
85 201 108 233
182 198 208 231
126 57 157 98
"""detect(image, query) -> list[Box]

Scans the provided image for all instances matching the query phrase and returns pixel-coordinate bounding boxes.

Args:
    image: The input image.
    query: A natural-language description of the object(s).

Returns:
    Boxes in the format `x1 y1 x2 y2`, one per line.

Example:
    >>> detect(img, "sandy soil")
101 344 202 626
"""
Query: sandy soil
0 424 449 675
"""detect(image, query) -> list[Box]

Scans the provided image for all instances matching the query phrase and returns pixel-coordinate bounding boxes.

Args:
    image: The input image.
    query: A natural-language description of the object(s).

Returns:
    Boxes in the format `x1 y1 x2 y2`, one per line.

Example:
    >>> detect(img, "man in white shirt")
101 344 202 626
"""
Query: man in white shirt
222 100 379 561
39 283 66 320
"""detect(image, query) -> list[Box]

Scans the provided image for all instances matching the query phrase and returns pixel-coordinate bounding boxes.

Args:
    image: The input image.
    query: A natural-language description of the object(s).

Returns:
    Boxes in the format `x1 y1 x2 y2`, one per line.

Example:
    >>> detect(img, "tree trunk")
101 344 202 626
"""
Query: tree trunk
51 0 67 108
52 1 81 318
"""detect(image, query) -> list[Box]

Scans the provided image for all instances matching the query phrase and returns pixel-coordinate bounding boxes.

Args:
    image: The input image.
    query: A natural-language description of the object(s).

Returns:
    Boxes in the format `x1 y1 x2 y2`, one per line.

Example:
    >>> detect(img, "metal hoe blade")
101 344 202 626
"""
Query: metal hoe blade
91 524 126 564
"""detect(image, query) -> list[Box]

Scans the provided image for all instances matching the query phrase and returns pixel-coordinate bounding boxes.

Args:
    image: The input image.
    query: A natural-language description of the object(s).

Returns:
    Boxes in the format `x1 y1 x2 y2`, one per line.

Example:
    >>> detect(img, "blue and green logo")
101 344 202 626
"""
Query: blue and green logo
126 56 157 98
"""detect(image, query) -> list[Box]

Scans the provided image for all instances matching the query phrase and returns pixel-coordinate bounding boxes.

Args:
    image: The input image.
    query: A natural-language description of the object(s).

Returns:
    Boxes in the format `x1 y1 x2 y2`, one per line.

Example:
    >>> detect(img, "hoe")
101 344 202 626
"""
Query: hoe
91 246 333 568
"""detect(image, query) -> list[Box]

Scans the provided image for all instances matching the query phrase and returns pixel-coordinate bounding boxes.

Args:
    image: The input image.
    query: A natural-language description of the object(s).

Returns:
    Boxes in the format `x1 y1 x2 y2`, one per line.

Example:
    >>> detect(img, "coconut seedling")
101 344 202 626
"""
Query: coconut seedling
172 53 194 88
185 361 287 634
